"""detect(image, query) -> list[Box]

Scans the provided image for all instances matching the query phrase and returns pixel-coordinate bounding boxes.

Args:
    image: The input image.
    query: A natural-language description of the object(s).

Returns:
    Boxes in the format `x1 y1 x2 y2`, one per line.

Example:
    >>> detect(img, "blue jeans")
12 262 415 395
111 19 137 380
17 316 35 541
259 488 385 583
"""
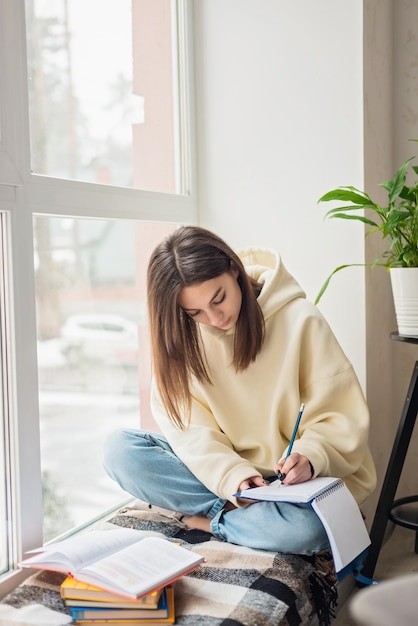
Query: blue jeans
103 428 329 555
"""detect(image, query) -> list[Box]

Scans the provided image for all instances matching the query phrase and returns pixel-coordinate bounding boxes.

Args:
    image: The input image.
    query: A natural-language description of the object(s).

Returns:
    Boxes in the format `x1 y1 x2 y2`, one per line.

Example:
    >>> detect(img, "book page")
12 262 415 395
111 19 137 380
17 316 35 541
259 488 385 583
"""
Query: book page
311 482 370 572
21 528 147 571
79 536 204 598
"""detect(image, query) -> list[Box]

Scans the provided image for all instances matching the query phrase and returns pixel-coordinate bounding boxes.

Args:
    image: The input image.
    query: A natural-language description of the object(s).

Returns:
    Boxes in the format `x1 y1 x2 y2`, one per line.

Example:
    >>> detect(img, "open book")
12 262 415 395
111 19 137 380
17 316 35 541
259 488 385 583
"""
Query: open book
19 528 204 599
235 476 370 577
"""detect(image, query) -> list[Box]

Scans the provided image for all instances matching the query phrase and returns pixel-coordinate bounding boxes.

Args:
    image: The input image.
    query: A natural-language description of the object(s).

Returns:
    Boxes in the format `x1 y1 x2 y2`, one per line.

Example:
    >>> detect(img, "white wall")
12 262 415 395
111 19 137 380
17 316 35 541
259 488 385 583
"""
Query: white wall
193 0 366 386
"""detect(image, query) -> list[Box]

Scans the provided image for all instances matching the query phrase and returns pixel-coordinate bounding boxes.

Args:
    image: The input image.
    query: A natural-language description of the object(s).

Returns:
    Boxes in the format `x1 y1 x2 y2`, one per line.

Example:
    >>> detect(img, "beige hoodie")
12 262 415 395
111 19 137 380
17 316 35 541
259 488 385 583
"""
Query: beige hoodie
151 248 376 506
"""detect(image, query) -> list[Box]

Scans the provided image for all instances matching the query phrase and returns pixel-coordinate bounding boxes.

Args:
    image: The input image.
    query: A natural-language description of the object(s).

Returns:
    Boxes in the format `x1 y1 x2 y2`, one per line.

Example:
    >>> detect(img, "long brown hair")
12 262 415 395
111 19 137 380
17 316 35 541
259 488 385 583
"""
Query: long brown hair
147 226 265 427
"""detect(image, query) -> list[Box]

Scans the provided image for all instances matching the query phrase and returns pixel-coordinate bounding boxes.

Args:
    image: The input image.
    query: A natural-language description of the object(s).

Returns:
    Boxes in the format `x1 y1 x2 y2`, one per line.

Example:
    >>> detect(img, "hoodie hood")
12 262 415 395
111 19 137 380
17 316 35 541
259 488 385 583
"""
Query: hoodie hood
239 248 306 320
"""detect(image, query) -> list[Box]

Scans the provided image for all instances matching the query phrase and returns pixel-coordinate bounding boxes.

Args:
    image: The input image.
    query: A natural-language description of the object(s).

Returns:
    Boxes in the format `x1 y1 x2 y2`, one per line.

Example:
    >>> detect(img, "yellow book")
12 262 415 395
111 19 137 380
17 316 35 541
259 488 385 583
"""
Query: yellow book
72 585 175 623
60 577 162 608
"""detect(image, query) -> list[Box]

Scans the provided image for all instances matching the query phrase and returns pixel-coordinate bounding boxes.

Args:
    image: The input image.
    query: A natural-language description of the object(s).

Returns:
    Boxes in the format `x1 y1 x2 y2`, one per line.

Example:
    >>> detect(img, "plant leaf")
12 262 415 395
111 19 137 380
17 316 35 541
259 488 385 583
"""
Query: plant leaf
314 264 365 305
327 212 379 227
381 157 415 203
398 185 417 203
318 187 375 206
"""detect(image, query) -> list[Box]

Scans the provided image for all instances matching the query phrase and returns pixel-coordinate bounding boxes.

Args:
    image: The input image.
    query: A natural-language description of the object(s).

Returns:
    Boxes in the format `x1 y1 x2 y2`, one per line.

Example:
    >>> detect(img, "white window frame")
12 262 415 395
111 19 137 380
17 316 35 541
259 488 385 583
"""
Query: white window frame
0 0 196 597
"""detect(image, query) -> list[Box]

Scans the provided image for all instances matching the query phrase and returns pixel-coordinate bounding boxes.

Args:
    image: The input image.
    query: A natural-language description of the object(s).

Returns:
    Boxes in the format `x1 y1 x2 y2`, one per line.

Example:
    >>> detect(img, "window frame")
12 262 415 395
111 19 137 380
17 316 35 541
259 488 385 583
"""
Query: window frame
0 0 196 596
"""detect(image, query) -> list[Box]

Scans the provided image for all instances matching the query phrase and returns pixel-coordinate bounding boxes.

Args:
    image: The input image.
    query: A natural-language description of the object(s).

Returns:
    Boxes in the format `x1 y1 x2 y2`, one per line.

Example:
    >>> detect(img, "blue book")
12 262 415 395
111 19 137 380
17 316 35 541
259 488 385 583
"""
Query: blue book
71 586 169 621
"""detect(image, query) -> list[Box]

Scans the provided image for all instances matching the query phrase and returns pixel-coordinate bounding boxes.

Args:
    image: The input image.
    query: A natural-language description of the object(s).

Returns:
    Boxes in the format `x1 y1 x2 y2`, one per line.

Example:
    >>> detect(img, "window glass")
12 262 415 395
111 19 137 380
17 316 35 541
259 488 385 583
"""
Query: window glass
26 0 180 193
0 214 10 573
0 331 8 575
35 216 174 541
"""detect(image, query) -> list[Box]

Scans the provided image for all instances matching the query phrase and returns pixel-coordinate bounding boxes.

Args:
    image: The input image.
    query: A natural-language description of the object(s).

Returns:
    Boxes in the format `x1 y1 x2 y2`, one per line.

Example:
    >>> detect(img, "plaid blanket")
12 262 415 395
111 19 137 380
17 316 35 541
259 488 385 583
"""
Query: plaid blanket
2 508 338 626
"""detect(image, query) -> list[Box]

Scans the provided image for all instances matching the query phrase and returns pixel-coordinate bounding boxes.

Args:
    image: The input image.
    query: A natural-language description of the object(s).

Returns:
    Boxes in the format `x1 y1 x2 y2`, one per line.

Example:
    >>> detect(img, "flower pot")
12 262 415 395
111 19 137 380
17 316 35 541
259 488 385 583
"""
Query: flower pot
390 268 418 337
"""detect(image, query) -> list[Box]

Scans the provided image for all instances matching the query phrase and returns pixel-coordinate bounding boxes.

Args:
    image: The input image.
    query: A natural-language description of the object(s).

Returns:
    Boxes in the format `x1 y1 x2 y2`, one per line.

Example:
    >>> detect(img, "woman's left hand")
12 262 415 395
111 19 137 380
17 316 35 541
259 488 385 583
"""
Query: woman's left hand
235 475 266 507
238 475 266 492
274 453 313 484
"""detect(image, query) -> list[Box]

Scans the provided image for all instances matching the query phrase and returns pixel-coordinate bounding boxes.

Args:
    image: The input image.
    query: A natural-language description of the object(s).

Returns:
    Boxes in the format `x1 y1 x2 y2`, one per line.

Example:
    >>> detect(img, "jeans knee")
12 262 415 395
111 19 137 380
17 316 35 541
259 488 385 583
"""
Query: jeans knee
290 521 328 554
102 428 131 478
289 511 329 554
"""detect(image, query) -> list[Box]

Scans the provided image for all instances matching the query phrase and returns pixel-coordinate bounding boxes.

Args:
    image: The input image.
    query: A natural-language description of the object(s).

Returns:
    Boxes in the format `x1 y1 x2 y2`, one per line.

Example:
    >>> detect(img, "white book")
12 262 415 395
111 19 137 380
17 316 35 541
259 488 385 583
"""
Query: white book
236 476 370 576
19 528 204 599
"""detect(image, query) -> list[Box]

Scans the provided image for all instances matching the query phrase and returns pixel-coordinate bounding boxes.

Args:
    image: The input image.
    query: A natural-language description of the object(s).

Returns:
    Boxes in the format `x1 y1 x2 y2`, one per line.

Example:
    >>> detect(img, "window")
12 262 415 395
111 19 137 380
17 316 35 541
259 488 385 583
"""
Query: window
0 0 195 594
26 0 183 193
35 216 175 541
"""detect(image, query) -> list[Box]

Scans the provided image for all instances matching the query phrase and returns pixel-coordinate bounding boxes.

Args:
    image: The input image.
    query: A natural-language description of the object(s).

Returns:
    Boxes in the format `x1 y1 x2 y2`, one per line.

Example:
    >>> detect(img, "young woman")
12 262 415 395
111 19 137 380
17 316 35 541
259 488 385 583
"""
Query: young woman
104 226 376 555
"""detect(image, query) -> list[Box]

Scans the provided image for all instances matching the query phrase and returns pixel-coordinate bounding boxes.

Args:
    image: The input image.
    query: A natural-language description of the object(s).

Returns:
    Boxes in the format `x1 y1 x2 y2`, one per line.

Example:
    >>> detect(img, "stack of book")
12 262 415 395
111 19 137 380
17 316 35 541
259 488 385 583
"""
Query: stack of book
19 527 205 625
60 577 175 624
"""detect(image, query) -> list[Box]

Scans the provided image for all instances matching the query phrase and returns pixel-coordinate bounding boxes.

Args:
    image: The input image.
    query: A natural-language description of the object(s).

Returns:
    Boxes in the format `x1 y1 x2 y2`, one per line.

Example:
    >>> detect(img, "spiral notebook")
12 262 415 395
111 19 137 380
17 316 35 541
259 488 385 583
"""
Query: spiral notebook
235 476 370 576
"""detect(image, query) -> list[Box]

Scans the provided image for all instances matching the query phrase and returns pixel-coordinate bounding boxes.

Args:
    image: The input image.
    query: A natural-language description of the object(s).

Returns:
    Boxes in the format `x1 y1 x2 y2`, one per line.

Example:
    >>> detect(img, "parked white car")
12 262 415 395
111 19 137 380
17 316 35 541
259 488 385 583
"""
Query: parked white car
60 313 139 366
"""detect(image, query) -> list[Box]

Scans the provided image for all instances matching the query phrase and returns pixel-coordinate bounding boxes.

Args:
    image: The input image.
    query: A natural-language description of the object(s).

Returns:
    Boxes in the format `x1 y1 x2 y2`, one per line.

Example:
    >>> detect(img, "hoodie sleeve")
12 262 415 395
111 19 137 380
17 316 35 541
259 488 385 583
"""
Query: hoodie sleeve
150 379 262 505
287 308 376 503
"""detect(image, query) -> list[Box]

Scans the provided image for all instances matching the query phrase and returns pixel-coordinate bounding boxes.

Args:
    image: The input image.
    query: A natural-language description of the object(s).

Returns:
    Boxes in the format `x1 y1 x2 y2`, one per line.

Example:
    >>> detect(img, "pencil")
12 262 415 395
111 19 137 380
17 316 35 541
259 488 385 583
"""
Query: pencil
276 403 305 481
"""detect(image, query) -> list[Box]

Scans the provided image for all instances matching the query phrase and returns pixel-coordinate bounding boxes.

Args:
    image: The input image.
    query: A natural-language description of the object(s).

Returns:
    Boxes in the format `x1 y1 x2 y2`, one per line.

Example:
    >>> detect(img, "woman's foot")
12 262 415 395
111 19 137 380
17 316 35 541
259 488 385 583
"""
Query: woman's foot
126 500 187 525
184 515 212 533
184 502 236 533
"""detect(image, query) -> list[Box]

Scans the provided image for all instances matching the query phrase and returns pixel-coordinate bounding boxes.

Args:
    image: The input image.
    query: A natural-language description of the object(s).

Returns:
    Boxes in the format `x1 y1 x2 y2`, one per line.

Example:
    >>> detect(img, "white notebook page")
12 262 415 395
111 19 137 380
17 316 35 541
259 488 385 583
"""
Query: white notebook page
311 482 370 572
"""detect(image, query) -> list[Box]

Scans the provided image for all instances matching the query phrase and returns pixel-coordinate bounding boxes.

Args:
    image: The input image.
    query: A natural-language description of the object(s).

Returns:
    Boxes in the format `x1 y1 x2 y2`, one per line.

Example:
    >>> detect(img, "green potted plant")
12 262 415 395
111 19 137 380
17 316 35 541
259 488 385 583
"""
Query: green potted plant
316 145 418 336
